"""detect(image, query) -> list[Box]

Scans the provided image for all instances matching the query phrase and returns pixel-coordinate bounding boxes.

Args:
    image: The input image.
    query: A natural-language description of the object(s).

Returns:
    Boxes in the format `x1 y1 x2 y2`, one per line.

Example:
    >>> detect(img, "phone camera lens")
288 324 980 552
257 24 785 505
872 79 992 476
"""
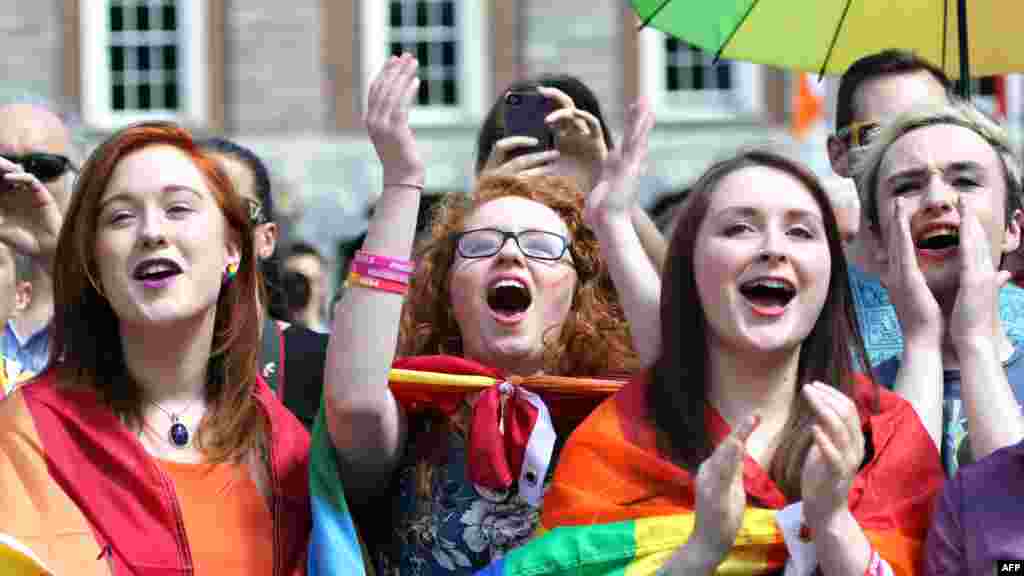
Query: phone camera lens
506 94 522 105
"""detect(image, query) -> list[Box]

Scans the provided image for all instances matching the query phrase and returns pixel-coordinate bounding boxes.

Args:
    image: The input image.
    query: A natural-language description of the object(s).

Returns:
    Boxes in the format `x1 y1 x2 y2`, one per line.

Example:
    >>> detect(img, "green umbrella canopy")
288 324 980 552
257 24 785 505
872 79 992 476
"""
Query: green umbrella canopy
631 0 1024 83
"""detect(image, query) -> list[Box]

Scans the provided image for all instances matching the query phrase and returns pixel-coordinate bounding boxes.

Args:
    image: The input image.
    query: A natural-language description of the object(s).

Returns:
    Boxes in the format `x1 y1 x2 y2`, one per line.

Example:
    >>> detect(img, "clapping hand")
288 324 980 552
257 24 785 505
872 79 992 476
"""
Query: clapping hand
584 99 653 228
800 382 865 531
690 413 760 564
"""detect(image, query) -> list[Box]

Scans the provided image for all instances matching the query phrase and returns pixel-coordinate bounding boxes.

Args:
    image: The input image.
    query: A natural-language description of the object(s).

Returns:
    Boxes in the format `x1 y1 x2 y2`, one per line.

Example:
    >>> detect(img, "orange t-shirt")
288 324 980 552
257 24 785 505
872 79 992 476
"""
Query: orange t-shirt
157 459 274 575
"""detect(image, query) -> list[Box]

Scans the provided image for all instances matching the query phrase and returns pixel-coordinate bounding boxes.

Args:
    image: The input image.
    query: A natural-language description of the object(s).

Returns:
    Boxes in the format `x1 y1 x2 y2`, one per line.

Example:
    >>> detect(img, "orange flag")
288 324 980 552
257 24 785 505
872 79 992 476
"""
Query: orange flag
791 73 825 139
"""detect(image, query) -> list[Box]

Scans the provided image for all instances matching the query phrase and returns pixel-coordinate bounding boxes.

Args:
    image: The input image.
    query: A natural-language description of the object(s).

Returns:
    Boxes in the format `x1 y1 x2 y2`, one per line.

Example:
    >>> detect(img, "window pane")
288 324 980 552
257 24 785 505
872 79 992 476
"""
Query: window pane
137 46 150 71
666 66 679 92
163 4 177 31
164 82 179 110
416 1 428 26
162 45 177 70
442 41 455 67
717 64 731 90
442 78 456 105
110 5 124 32
390 1 402 27
416 42 429 67
138 84 151 109
111 46 125 72
441 1 454 26
136 4 149 31
112 84 126 111
418 79 430 106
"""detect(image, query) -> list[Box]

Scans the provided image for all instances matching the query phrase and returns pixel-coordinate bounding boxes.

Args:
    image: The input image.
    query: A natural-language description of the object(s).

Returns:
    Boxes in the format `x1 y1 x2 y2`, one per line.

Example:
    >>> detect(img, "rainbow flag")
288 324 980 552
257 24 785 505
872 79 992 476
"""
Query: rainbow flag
309 355 626 574
308 404 366 575
478 509 787 576
477 372 944 576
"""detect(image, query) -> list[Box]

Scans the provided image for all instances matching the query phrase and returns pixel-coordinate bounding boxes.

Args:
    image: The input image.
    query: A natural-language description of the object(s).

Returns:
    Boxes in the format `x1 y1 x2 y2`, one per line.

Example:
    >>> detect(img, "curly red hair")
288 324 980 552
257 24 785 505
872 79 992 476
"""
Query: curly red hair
399 175 638 377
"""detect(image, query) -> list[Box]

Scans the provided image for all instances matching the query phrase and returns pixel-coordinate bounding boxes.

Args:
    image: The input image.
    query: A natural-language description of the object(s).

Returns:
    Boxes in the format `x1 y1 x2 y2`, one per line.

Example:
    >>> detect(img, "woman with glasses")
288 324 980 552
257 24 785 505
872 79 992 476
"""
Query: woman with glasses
324 54 637 575
0 122 312 575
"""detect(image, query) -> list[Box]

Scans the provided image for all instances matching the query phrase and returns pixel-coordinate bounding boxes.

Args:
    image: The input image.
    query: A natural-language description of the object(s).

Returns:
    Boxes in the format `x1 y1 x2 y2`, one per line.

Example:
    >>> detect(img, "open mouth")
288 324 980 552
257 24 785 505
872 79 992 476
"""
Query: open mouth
915 226 960 251
487 278 532 320
739 278 796 314
132 258 183 283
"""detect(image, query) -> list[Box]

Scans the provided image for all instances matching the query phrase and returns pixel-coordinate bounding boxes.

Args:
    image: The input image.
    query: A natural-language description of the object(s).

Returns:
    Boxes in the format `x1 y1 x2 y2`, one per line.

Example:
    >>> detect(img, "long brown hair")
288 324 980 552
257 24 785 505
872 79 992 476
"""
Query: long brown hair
400 174 638 376
648 149 872 500
51 121 264 464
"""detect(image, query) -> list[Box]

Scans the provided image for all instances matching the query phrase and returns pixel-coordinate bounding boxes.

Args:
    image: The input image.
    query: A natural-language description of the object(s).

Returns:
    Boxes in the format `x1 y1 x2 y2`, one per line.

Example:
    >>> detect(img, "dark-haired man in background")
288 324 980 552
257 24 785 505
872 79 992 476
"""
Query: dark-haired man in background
825 49 1024 366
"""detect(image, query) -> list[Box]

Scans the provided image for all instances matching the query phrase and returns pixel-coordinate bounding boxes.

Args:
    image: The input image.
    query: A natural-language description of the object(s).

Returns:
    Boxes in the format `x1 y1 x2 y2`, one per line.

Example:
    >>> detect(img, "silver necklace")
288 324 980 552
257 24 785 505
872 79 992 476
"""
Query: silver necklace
146 398 197 448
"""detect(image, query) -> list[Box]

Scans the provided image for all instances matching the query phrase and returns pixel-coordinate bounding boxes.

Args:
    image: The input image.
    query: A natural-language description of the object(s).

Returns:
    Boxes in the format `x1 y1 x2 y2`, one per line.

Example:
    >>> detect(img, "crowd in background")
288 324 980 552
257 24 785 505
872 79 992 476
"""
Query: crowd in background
0 44 1021 576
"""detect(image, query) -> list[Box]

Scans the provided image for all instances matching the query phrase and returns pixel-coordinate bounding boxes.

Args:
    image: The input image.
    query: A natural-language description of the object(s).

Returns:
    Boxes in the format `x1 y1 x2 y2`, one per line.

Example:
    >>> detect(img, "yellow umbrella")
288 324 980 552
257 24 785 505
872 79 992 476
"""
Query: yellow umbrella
632 0 1024 96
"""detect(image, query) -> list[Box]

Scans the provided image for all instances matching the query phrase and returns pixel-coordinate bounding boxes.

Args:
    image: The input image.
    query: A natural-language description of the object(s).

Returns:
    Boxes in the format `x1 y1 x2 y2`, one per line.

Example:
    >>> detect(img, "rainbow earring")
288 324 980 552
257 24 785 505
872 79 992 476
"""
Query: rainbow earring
224 261 239 283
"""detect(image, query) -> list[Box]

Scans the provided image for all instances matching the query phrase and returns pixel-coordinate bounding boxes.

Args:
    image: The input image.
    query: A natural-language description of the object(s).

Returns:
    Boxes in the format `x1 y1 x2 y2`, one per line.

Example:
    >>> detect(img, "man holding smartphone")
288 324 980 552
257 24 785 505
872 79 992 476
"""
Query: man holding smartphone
476 76 667 271
0 101 75 376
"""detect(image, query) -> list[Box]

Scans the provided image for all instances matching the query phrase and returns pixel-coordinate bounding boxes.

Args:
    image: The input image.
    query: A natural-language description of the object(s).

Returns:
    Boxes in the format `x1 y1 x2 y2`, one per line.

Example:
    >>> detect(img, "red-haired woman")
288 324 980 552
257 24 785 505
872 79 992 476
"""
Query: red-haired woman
325 55 638 574
0 122 311 575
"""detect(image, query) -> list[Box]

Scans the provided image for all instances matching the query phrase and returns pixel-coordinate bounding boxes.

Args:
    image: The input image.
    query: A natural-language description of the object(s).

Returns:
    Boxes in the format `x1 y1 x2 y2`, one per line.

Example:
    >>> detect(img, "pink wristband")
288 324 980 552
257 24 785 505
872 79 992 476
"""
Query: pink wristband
354 250 415 275
350 261 410 285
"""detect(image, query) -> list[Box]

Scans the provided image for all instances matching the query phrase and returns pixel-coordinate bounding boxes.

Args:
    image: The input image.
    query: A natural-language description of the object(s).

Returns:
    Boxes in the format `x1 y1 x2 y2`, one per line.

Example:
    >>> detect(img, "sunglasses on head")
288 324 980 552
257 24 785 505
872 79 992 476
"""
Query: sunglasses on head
835 120 882 149
0 153 75 183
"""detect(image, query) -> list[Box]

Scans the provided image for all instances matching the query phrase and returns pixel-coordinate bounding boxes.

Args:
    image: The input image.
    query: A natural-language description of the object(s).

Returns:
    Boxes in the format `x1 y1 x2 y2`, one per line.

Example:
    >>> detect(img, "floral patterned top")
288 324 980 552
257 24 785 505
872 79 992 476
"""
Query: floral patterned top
376 395 561 576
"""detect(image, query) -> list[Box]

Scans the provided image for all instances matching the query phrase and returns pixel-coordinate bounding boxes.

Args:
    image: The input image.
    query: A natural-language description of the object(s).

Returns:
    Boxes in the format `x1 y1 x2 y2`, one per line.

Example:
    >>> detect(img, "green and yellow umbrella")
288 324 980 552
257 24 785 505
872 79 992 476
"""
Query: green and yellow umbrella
631 0 1024 96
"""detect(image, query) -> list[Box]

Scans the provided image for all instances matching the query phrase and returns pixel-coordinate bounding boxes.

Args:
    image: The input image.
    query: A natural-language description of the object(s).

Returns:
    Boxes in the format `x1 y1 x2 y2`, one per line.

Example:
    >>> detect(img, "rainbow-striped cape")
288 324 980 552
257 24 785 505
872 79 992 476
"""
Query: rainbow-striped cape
480 373 944 575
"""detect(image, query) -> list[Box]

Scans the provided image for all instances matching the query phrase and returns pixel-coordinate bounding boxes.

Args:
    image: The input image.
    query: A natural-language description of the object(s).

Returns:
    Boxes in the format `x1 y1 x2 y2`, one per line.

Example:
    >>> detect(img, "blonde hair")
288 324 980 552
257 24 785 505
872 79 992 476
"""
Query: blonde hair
855 99 1023 229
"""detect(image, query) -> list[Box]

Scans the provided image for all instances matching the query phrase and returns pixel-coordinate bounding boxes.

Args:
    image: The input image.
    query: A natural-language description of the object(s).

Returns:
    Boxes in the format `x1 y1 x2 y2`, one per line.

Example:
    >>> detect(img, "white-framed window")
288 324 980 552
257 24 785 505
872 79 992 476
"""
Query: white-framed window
361 0 487 126
80 0 208 130
638 28 762 122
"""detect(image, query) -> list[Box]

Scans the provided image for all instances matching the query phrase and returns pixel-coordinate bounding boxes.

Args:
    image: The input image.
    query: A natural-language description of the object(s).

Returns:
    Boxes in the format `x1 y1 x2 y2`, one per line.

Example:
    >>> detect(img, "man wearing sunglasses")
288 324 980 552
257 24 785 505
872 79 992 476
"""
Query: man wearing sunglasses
824 50 953 366
0 102 76 377
826 51 1024 371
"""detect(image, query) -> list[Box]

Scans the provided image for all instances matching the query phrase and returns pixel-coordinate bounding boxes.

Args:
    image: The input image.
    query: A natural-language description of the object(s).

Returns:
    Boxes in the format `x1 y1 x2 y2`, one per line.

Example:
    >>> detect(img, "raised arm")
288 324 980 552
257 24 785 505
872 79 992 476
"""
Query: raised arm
324 54 422 496
882 197 943 449
950 197 1024 460
631 203 668 272
585 101 661 365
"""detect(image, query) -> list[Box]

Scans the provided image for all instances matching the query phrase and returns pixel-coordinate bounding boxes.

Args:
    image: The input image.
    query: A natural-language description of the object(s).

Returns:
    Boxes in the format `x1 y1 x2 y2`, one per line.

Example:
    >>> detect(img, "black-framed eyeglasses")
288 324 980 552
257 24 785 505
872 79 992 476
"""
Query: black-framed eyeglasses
835 120 882 149
243 197 268 225
0 153 75 183
453 228 572 261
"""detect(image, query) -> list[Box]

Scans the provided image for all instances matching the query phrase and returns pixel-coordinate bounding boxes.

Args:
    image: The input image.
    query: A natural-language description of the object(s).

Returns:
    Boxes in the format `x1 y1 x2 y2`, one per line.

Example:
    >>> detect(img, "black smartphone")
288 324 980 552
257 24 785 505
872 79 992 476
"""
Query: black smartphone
502 91 556 160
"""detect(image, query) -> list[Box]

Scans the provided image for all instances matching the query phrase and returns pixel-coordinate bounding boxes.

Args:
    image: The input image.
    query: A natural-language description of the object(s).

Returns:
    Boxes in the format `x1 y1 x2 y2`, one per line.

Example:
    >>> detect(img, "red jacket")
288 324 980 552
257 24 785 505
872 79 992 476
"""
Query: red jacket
0 369 311 575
